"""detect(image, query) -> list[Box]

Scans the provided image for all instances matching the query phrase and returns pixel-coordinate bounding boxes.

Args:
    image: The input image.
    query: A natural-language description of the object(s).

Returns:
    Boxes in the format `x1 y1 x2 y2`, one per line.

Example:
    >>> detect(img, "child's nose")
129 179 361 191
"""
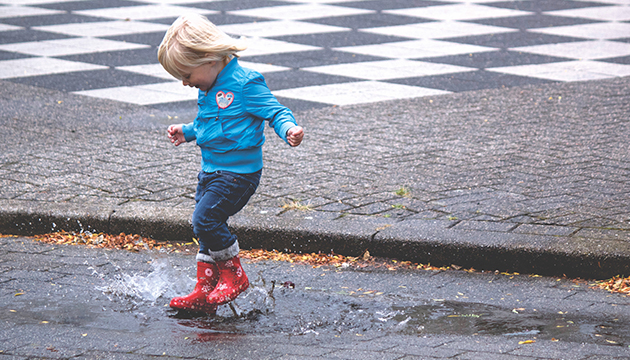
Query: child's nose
182 79 190 87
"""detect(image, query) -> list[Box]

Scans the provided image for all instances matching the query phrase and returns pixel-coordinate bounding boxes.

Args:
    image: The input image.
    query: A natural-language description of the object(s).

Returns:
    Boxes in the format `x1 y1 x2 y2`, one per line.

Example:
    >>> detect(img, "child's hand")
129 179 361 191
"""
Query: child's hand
286 126 304 147
167 124 186 146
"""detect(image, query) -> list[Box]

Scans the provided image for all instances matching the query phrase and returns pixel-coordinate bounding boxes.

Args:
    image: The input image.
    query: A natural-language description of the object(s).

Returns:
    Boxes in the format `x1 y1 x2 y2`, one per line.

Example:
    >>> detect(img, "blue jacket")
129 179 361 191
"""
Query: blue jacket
182 58 297 174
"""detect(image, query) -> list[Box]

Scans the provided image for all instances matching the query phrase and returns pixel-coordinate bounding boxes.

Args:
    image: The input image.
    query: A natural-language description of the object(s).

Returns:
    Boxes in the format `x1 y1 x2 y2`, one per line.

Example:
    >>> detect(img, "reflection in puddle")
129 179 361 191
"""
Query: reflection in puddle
95 256 630 347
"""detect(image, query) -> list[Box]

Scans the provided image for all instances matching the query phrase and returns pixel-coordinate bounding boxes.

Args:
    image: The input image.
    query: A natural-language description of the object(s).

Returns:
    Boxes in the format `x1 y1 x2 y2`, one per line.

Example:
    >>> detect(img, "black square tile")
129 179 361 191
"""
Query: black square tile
387 70 551 92
486 0 614 12
273 97 330 112
270 30 409 48
0 13 105 27
447 30 585 49
600 56 630 65
38 0 145 12
340 0 444 11
203 14 261 26
262 69 356 91
59 47 159 67
422 50 570 69
307 12 428 29
146 99 198 114
0 29 72 44
104 32 166 47
137 17 181 26
190 0 287 12
0 50 33 61
471 14 601 30
243 49 387 69
9 68 166 92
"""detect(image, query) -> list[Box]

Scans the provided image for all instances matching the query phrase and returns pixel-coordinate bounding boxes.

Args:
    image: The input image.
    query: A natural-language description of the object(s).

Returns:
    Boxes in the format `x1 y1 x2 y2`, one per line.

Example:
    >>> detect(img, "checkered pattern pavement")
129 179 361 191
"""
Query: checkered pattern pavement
1 0 630 111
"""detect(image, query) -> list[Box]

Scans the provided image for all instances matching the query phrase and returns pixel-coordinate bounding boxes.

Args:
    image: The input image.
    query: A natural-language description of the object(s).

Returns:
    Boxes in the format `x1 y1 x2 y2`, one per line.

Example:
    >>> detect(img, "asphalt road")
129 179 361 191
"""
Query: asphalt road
2 235 630 359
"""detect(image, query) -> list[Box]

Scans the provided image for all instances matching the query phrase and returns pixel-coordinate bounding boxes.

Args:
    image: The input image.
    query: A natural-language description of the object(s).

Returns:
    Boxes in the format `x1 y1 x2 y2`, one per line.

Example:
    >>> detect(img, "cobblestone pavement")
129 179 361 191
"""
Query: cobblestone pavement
1 73 630 278
1 0 630 279
2 236 630 359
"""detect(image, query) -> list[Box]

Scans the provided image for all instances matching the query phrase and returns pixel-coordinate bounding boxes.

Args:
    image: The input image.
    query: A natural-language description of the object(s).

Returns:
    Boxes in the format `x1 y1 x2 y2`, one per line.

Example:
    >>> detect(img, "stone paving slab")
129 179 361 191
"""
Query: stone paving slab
1 74 630 279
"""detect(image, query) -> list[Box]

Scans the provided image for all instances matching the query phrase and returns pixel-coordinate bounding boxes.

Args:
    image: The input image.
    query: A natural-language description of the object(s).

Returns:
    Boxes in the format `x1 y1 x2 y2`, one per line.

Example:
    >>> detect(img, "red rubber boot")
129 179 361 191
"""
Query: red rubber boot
206 256 249 305
170 261 219 314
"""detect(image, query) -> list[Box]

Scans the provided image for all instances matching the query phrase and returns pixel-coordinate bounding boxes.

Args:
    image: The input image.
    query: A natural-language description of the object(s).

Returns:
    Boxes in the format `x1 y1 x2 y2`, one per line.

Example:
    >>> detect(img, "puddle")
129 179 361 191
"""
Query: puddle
383 302 629 346
91 256 630 347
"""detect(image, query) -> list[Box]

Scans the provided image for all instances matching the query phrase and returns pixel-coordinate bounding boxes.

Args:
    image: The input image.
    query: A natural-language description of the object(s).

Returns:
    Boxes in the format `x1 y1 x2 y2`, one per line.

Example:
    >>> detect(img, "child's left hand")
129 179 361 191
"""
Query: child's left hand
287 126 304 147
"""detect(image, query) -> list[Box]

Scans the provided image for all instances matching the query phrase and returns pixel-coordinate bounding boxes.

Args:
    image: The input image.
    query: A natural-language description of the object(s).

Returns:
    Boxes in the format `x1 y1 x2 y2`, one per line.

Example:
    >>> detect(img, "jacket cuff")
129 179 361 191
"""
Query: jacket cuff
182 122 196 143
279 122 296 143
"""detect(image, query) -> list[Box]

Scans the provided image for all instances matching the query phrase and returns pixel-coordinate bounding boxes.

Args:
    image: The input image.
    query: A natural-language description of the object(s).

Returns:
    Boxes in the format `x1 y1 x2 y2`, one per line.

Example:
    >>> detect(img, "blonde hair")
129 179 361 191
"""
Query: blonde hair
158 13 247 80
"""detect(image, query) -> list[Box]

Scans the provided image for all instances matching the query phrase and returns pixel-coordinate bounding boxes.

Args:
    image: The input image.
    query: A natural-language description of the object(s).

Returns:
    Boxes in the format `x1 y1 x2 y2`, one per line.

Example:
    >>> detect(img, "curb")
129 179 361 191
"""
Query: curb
1 200 629 280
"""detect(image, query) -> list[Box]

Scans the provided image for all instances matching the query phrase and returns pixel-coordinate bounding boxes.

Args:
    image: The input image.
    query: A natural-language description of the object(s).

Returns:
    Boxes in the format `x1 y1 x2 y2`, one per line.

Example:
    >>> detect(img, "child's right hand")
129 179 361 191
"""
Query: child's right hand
167 124 186 146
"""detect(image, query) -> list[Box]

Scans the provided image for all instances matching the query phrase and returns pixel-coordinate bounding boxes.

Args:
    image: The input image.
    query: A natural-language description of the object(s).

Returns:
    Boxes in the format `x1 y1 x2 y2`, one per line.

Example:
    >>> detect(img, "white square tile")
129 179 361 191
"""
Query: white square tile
361 21 516 40
277 0 374 3
0 37 150 56
74 5 218 21
334 39 494 59
219 20 349 38
574 0 630 4
238 37 321 57
74 81 198 105
133 0 220 4
0 0 75 4
546 5 630 21
302 59 475 80
117 61 290 79
0 23 21 31
117 63 174 80
529 22 630 40
384 4 532 21
228 4 374 21
273 81 450 106
0 57 107 79
0 5 63 18
511 40 630 60
439 0 525 2
238 61 291 74
488 60 630 82
34 21 170 37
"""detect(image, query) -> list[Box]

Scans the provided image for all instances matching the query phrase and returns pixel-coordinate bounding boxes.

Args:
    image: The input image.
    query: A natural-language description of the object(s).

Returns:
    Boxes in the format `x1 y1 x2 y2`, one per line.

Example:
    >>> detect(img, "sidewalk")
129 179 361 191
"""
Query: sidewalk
1 75 629 279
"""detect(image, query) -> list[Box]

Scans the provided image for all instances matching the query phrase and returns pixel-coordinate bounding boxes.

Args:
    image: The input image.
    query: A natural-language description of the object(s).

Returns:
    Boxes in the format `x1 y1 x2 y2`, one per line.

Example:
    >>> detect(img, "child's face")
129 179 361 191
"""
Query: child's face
180 61 223 92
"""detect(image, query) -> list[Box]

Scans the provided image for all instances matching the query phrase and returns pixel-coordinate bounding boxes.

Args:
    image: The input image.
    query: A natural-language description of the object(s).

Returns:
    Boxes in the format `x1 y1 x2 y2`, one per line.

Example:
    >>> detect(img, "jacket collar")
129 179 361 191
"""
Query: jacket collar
205 57 239 95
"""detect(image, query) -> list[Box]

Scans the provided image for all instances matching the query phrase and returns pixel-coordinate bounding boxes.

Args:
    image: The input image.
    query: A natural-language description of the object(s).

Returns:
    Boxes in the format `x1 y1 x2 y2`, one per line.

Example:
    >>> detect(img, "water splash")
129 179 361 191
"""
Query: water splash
213 273 277 319
98 257 194 304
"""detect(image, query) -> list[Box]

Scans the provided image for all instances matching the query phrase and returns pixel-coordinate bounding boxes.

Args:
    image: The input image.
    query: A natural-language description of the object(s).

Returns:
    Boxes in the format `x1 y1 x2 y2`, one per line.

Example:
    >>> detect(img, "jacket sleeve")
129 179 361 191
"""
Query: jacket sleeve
182 122 196 143
242 74 297 144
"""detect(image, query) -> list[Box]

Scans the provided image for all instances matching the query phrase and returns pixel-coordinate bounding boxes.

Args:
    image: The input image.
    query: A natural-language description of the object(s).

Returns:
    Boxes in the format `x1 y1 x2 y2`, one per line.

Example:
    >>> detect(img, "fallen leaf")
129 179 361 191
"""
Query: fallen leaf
519 340 535 344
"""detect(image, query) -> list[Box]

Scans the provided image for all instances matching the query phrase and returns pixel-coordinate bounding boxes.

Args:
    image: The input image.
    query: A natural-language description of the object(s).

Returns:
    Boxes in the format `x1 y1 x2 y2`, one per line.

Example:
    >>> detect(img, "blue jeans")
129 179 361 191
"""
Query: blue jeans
192 170 261 255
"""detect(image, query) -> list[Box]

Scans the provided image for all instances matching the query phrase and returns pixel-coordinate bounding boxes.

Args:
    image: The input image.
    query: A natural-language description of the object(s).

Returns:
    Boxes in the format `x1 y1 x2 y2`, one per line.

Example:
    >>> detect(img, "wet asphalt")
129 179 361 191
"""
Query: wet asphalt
2 235 630 359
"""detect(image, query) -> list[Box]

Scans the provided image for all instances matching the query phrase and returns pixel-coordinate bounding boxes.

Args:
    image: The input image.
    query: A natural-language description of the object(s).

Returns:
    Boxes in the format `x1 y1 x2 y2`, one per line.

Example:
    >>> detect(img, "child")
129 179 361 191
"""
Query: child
158 13 304 314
